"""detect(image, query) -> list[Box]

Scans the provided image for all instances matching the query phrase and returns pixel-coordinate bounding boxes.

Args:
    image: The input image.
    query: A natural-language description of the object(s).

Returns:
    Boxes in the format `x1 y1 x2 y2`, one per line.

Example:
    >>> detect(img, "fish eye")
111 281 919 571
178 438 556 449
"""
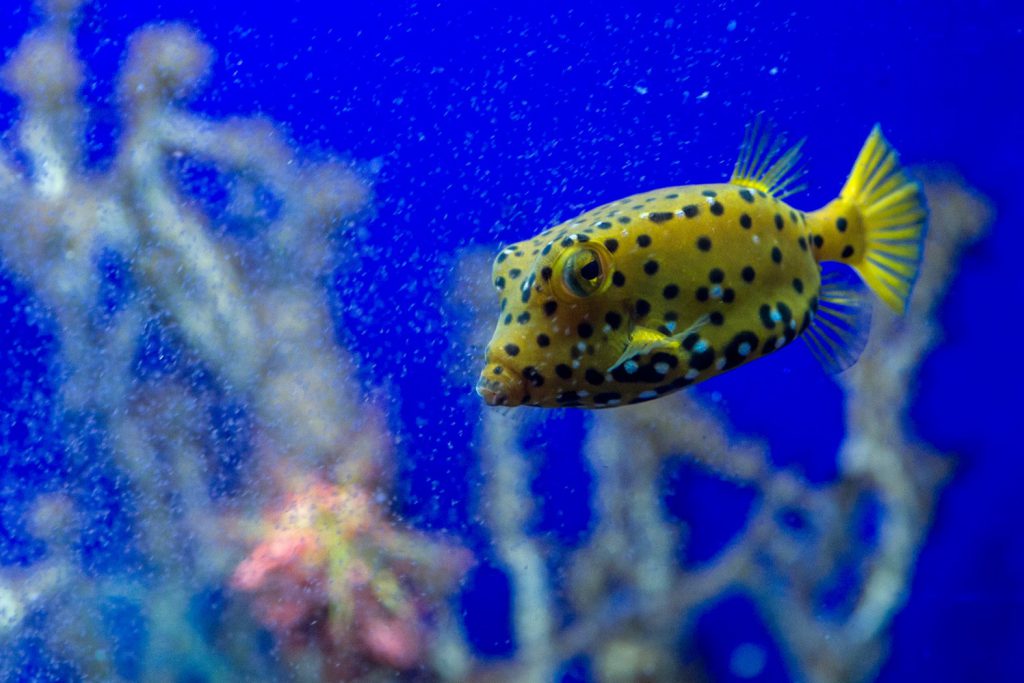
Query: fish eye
554 242 613 300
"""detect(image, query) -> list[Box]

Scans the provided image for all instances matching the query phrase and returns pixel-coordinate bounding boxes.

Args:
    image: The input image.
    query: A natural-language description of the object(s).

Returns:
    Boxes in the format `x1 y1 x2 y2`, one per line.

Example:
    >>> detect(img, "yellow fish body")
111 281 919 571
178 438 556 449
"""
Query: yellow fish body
477 121 927 408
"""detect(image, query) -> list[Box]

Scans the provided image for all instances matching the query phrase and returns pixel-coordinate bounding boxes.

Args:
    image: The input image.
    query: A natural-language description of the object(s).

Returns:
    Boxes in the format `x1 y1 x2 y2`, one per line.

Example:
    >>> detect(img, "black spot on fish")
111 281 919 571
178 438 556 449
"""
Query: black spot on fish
697 236 712 251
517 311 531 324
683 204 700 218
837 216 848 232
644 260 659 275
543 300 558 316
585 368 605 385
578 322 594 338
842 245 855 259
689 345 715 371
738 189 755 203
710 201 725 216
637 234 652 247
742 266 755 283
774 214 784 230
613 271 626 287
722 331 760 370
522 366 544 387
604 238 619 253
605 311 623 329
759 304 776 329
555 364 573 379
635 299 651 317
594 391 622 405
771 247 783 264
504 343 520 357
537 334 550 347
663 284 679 299
740 213 752 229
648 212 673 223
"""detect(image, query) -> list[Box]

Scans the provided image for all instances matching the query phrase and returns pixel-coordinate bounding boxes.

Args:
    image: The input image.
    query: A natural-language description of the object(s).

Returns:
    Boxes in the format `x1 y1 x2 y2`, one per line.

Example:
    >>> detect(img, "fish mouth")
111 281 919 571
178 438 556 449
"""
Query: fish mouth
476 365 527 407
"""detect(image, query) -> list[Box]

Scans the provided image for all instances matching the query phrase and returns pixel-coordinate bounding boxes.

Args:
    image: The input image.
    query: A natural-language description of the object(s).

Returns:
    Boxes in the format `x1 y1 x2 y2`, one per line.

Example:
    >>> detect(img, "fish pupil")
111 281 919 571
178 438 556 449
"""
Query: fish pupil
580 258 601 280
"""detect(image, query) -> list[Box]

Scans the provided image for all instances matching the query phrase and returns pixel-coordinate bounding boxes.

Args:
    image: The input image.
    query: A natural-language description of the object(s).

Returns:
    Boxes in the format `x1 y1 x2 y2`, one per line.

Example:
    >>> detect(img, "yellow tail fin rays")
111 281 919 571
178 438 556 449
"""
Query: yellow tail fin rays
840 125 928 313
730 116 808 200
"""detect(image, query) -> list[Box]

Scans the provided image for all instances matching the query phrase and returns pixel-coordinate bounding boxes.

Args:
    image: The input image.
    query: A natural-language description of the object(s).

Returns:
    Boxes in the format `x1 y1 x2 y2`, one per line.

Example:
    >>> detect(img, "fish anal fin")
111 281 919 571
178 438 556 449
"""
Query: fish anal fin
803 267 872 374
730 115 807 200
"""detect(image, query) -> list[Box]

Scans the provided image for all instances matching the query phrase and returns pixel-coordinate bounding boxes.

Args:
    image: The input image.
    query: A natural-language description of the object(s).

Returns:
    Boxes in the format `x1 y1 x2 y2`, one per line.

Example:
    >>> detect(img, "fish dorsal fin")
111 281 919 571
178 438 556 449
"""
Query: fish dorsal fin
802 266 872 374
608 314 710 372
730 116 808 200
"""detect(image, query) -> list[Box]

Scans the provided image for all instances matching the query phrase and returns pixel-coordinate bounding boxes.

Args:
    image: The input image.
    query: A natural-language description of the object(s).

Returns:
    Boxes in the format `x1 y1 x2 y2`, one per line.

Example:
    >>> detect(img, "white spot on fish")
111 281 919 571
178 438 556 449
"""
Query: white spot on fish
665 320 677 333
654 362 670 375
578 390 590 397
711 285 723 299
685 368 700 380
639 390 657 399
694 340 709 353
775 337 786 349
624 360 639 374
716 357 726 369
770 309 782 323
738 342 752 356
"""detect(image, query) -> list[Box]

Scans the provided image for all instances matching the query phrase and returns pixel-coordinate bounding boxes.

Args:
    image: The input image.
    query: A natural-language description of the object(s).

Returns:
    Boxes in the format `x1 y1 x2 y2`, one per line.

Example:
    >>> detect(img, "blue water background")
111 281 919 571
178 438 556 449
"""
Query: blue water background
1 1 1022 680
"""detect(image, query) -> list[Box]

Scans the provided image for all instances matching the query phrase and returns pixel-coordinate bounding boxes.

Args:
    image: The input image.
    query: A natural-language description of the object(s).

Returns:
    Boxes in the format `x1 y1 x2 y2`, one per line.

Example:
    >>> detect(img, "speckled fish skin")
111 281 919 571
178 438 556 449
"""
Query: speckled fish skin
476 124 925 408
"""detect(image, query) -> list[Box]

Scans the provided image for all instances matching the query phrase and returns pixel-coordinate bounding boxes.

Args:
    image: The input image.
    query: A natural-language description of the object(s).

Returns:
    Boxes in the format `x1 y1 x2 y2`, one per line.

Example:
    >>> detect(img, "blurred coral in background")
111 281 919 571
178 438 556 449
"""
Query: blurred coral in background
231 475 470 677
0 0 995 681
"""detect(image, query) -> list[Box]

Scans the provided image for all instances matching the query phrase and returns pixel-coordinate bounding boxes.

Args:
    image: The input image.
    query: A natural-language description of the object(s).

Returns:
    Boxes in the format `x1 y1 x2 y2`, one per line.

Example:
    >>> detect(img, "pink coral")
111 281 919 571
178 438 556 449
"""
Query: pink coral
230 476 472 678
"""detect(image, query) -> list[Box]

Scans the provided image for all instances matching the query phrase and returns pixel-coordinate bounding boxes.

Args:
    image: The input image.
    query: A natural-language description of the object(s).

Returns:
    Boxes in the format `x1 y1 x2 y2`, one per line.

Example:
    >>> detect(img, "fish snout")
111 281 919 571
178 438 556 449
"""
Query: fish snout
476 364 527 407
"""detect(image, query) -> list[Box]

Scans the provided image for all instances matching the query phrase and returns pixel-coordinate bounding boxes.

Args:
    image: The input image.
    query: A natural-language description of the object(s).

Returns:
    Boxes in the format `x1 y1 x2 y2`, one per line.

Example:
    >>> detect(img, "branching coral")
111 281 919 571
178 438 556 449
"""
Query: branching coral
0 1 471 680
0 0 992 681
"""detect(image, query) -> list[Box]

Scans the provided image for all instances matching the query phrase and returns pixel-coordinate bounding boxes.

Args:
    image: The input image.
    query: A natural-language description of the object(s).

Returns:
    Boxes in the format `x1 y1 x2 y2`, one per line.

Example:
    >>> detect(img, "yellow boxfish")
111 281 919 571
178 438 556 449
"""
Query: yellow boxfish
477 120 927 408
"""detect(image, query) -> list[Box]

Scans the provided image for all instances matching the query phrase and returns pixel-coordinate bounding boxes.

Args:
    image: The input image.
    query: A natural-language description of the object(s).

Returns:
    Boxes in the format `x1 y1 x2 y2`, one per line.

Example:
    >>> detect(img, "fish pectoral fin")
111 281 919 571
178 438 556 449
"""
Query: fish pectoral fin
802 267 872 374
608 314 711 372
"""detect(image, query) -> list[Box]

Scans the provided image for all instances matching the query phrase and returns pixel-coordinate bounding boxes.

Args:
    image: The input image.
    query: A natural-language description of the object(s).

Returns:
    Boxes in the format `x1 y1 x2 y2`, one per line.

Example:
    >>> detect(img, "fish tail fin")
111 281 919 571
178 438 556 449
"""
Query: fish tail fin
829 125 928 313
